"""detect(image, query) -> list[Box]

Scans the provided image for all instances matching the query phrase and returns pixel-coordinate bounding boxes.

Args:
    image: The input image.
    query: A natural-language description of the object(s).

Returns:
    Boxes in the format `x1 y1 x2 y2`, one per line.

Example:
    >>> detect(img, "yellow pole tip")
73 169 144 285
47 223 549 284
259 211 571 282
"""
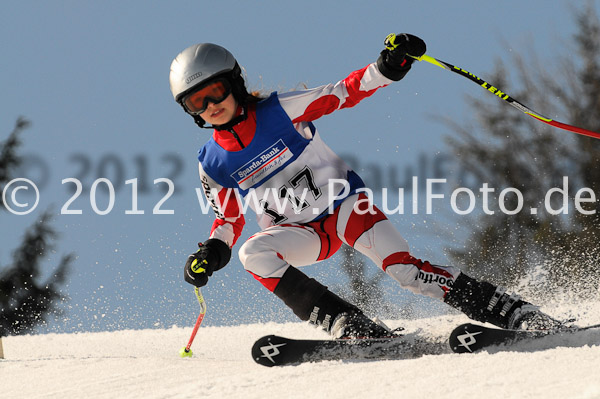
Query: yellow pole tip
179 347 193 358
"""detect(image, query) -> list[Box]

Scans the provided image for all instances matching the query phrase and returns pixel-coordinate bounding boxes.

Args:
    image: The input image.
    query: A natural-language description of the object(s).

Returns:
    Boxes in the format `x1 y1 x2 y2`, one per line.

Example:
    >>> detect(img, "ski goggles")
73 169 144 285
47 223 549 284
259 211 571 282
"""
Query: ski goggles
183 78 232 115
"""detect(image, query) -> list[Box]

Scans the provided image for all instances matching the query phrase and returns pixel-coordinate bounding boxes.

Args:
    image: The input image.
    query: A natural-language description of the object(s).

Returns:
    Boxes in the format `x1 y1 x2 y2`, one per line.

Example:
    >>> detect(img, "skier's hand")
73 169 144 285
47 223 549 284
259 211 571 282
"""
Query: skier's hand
384 33 426 61
377 33 426 81
183 239 231 287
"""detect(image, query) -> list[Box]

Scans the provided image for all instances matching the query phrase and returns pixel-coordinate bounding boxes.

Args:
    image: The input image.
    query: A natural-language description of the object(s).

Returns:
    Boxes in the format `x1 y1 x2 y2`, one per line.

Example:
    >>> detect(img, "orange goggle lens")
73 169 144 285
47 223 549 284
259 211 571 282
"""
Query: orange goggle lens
183 79 232 114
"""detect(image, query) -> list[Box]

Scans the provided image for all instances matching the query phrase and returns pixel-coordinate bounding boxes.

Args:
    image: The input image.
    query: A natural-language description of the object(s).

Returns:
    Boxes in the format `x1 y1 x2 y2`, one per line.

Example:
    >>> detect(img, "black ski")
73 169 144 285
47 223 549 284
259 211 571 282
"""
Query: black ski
449 322 600 354
251 333 446 367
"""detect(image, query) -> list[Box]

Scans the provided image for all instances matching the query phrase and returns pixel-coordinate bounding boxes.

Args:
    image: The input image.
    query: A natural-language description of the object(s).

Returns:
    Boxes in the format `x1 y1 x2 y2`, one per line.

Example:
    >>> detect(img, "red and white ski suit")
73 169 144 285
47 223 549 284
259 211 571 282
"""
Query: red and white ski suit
197 62 460 300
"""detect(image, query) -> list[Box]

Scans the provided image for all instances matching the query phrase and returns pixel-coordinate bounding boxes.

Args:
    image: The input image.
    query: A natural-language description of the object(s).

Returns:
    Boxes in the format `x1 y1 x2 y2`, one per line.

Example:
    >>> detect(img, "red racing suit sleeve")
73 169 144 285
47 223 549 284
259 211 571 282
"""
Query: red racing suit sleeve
277 62 394 124
198 163 246 247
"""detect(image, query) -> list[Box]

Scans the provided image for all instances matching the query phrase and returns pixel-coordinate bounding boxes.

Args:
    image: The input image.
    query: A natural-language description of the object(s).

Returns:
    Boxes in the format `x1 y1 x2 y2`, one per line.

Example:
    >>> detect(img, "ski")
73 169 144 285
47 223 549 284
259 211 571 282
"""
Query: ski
251 333 445 367
449 322 600 354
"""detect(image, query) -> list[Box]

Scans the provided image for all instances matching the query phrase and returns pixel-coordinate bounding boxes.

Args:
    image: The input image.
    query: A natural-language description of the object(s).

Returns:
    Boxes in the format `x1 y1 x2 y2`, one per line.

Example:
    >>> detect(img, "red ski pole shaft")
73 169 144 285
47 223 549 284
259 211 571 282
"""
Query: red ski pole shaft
184 311 205 352
181 287 207 356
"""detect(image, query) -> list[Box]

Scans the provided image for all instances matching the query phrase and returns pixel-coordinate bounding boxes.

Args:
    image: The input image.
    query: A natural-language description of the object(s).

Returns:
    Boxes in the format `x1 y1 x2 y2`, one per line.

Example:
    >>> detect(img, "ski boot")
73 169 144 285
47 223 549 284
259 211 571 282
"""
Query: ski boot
330 311 398 339
507 303 572 332
444 273 572 332
272 266 404 339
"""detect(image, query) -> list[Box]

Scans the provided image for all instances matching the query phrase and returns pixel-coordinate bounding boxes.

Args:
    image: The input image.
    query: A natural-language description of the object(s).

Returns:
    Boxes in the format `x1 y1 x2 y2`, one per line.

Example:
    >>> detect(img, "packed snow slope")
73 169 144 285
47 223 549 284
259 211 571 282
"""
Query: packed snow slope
2 302 600 399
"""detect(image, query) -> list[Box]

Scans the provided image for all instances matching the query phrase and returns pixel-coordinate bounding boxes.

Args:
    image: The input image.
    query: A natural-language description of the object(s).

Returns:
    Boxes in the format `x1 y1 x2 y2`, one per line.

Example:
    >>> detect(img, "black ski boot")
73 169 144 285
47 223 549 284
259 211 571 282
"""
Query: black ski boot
507 303 568 331
272 266 395 338
444 273 567 331
329 311 392 339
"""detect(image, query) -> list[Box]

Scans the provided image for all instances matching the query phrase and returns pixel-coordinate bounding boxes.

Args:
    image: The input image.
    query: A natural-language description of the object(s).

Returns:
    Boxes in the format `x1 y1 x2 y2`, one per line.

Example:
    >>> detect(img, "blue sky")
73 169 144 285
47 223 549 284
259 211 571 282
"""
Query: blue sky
1 1 593 332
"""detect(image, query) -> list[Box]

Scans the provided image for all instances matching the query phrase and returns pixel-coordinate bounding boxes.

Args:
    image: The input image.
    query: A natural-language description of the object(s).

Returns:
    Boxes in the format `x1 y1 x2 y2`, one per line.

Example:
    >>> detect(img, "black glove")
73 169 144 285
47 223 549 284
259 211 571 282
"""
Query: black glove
377 33 427 81
183 238 232 287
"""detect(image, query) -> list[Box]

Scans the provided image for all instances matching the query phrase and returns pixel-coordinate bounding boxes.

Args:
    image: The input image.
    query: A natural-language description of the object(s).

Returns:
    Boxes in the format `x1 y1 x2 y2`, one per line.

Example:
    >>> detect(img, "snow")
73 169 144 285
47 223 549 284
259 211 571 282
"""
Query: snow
2 304 600 399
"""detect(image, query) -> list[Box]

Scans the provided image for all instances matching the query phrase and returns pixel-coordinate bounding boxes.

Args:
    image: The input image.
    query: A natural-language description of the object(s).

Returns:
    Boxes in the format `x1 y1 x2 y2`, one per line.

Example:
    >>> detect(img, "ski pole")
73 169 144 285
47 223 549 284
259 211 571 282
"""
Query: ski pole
179 286 207 358
408 52 600 140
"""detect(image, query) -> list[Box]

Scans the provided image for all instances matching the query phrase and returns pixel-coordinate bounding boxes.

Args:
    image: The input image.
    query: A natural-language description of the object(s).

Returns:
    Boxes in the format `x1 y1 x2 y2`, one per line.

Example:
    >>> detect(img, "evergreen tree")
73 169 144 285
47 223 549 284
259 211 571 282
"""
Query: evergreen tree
445 3 600 299
0 118 73 335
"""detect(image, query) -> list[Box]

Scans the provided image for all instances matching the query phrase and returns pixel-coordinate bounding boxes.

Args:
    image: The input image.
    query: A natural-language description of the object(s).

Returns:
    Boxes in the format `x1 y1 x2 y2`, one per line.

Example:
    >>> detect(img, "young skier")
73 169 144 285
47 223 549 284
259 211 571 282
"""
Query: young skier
169 34 564 338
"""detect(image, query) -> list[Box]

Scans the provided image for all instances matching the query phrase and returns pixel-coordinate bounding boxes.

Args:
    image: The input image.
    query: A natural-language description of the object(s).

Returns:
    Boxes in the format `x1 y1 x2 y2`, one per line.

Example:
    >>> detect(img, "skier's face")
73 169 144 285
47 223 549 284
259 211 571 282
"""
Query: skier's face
199 94 238 126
